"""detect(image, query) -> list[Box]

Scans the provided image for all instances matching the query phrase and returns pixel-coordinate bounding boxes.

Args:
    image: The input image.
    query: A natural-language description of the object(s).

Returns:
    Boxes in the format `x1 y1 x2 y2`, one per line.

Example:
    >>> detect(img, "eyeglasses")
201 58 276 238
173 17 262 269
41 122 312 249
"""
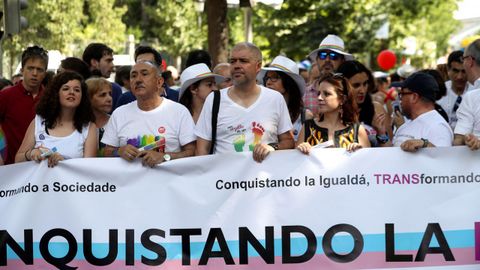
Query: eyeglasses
398 91 415 99
263 75 280 84
318 51 341 61
462 55 475 61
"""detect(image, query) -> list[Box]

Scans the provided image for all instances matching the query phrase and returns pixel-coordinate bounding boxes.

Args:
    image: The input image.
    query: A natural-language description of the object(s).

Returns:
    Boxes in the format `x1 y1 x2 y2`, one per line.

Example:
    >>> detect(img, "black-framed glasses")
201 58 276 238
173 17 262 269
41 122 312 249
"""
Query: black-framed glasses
263 75 280 84
462 55 475 61
398 91 415 99
318 51 341 61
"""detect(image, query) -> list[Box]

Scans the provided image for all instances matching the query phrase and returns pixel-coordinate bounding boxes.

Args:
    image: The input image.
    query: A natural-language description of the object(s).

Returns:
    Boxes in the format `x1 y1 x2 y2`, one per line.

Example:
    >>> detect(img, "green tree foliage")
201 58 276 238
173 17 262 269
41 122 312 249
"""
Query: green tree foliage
253 0 460 68
2 0 127 77
80 0 127 54
117 0 207 64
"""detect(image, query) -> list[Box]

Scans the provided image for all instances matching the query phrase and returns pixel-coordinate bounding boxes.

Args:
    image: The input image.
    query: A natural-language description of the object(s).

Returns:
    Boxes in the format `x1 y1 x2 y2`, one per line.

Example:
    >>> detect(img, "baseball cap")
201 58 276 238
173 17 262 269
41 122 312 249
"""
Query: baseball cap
393 72 439 102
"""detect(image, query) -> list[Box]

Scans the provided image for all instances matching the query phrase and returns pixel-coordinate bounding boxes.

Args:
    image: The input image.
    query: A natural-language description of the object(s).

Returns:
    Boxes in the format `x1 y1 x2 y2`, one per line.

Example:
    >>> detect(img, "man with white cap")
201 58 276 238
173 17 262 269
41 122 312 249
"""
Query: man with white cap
258 55 312 140
195 42 294 162
304 34 353 115
102 60 196 167
179 63 224 123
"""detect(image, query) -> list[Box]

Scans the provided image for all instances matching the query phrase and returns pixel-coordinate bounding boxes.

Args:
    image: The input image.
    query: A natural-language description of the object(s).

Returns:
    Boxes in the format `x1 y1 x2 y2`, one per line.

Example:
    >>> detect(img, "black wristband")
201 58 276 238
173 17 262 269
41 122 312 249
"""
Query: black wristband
421 138 429 148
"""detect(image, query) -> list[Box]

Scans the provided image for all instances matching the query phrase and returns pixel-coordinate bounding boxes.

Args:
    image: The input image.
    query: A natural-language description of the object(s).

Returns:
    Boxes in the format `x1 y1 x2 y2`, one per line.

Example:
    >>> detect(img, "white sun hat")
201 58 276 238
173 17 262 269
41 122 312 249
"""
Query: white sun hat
179 63 225 98
307 34 354 62
257 55 306 96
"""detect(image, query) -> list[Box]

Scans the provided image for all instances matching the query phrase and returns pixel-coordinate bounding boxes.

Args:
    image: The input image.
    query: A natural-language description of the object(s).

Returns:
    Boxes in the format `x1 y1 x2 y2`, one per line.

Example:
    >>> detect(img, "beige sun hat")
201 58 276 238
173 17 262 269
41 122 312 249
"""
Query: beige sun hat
257 55 306 96
308 34 354 62
179 63 225 98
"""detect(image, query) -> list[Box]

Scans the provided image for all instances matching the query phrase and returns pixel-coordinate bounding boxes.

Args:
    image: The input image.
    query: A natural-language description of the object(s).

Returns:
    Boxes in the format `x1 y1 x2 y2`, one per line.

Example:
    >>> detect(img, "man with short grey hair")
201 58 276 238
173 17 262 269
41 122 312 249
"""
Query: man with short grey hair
102 60 196 167
195 42 294 162
453 39 480 149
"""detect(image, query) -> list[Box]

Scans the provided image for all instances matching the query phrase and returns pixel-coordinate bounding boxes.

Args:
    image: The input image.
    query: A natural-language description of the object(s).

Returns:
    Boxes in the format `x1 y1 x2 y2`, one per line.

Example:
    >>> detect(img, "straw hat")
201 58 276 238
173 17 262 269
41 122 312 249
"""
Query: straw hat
257 55 306 96
308 34 354 61
179 63 225 98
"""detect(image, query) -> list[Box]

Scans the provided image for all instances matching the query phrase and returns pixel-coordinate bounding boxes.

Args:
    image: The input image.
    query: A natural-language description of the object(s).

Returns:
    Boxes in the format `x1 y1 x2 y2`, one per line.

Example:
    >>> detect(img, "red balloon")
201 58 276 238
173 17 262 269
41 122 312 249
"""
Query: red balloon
377 50 397 70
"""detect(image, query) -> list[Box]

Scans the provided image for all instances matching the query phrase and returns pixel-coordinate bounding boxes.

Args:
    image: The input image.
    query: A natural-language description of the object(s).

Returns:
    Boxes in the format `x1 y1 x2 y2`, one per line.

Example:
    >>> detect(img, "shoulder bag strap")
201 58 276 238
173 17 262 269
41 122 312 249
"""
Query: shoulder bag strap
209 90 221 154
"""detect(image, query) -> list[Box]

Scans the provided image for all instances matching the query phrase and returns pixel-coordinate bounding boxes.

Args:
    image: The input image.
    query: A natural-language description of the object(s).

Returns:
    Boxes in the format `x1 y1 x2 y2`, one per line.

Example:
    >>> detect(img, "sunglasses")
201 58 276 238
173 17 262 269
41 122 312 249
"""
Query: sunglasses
318 51 341 61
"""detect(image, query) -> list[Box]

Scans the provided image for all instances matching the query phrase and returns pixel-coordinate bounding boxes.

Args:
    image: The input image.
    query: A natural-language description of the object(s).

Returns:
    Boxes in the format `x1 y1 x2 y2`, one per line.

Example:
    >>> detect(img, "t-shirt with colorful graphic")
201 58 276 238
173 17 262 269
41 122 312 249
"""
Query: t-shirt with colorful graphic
101 99 196 152
195 86 292 154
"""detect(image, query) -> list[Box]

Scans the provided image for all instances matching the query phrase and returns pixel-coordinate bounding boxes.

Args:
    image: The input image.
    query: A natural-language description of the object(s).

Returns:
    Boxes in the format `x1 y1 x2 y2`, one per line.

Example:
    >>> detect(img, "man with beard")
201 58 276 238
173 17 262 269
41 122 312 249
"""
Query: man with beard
303 34 353 115
195 42 294 162
386 72 453 152
437 51 468 129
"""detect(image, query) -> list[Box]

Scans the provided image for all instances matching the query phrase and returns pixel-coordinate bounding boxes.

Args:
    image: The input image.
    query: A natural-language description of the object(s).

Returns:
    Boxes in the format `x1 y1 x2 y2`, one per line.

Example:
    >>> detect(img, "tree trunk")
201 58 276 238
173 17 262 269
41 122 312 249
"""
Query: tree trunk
206 0 229 67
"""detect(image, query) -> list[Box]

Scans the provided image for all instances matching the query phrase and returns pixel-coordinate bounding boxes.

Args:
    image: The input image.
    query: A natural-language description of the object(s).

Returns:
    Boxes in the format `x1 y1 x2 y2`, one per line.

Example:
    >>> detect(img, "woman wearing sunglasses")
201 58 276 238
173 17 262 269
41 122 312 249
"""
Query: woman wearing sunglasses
337 61 392 146
296 73 370 154
259 56 313 140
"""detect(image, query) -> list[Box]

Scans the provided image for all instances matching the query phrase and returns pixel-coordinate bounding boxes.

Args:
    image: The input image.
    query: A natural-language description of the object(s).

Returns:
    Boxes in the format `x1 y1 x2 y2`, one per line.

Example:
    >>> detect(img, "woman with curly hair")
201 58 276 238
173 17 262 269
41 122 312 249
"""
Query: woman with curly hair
296 73 370 154
15 71 97 167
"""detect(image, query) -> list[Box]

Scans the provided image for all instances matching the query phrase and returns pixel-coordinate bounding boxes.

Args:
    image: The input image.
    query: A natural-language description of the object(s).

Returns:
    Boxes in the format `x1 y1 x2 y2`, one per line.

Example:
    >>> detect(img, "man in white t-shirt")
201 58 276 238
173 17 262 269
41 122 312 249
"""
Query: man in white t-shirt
453 39 480 150
195 42 294 162
437 50 468 130
386 72 453 151
102 60 196 167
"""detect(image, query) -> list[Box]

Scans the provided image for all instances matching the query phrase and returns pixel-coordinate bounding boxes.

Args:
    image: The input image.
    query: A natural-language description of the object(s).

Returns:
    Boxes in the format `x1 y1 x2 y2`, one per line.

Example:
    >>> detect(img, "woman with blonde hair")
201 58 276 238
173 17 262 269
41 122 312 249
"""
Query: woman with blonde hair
86 77 112 155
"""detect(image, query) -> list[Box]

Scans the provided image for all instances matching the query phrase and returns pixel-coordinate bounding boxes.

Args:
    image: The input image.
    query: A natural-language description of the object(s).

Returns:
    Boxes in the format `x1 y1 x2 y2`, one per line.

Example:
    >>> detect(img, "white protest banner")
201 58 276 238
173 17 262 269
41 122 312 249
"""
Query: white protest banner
0 147 479 270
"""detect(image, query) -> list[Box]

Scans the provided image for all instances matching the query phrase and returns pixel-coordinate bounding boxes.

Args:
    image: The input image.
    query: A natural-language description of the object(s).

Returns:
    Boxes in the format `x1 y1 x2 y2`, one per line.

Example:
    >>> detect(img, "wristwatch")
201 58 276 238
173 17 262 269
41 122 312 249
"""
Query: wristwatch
421 138 429 148
163 154 171 162
268 143 279 150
